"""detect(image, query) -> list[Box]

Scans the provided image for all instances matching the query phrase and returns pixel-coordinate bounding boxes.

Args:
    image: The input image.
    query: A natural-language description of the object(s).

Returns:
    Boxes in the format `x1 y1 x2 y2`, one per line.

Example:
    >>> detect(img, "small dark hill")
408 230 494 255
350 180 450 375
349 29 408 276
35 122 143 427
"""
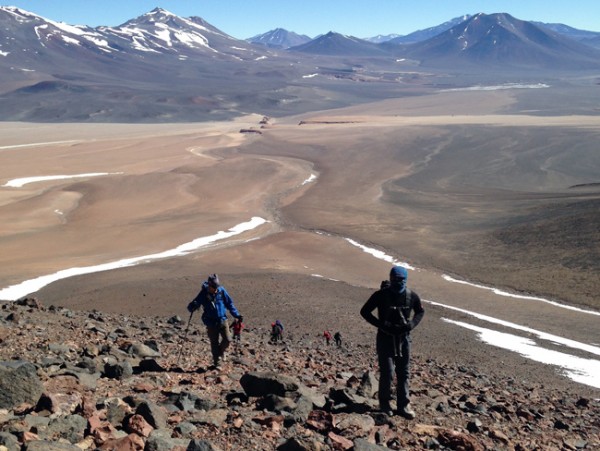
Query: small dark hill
289 31 390 56
247 28 312 49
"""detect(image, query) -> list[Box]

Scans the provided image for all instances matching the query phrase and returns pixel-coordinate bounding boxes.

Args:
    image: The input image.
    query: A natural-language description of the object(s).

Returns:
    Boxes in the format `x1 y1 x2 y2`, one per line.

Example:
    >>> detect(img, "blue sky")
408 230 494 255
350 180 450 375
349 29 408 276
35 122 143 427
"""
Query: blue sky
2 1 599 38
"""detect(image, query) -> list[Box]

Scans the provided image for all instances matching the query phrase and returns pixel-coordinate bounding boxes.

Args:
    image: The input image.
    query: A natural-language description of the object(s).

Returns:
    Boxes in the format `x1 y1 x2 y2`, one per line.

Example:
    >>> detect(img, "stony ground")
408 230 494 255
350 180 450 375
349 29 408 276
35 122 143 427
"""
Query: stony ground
0 297 598 451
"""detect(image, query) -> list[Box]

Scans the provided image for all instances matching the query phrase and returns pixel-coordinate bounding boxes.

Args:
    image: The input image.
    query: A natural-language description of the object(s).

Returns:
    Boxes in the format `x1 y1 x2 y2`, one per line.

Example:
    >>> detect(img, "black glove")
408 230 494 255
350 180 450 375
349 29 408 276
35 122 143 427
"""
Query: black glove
187 300 198 313
390 324 408 335
382 321 410 335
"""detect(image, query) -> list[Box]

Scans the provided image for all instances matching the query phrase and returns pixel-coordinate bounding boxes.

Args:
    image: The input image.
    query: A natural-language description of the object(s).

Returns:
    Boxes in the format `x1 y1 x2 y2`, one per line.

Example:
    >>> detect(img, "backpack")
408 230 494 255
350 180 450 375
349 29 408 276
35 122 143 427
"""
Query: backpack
382 287 412 328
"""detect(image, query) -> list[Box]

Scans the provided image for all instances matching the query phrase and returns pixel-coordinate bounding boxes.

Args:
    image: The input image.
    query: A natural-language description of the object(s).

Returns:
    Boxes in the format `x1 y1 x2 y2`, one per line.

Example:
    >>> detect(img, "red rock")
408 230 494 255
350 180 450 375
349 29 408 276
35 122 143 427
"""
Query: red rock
99 433 145 451
12 403 34 415
81 394 97 418
132 382 154 392
21 431 39 443
489 429 511 445
252 414 285 432
437 429 484 451
126 414 154 438
306 410 333 432
328 431 353 450
233 417 244 428
413 423 442 435
92 421 119 446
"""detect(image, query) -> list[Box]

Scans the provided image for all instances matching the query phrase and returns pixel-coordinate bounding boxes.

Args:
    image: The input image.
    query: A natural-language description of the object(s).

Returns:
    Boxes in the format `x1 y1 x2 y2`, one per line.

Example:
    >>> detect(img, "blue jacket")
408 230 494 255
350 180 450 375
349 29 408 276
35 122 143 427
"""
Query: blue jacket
188 282 241 327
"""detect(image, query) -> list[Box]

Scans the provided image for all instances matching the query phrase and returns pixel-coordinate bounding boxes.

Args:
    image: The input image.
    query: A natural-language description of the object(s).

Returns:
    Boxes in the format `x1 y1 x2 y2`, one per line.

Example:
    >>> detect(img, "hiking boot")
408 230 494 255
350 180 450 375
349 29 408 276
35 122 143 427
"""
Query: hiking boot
398 404 415 419
380 405 394 417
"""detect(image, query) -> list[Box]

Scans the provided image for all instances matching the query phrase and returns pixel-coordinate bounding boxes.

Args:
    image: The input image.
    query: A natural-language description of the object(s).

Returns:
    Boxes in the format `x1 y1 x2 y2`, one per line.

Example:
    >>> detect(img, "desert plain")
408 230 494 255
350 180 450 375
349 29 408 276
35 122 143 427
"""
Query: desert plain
0 86 599 397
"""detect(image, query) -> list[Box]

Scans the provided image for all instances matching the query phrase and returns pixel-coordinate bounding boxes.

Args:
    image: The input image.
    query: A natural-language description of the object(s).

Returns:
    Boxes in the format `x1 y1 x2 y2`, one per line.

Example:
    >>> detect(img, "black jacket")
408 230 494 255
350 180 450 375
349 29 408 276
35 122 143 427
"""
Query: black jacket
360 287 425 356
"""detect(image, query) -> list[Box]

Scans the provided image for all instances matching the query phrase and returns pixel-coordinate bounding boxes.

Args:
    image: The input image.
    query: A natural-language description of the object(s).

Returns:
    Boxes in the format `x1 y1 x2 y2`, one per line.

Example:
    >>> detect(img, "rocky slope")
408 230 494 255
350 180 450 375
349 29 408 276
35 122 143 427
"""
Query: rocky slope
0 298 598 450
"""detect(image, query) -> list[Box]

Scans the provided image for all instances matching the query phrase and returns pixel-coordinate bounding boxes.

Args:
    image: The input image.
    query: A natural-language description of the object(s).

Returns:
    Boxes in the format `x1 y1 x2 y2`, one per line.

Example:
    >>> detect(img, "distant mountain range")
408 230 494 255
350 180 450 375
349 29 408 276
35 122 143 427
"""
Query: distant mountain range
1 6 600 122
247 14 600 47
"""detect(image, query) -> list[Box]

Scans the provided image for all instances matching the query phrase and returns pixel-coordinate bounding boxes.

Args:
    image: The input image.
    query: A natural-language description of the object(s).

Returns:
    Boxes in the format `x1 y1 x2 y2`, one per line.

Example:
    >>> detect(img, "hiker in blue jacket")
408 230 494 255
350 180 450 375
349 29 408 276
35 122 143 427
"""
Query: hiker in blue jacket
187 274 243 368
360 265 424 419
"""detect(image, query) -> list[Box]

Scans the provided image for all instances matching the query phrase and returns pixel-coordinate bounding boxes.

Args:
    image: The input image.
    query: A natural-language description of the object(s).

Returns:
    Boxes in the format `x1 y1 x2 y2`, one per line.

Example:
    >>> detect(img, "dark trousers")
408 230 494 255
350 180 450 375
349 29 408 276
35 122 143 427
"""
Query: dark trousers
377 335 411 410
206 320 231 364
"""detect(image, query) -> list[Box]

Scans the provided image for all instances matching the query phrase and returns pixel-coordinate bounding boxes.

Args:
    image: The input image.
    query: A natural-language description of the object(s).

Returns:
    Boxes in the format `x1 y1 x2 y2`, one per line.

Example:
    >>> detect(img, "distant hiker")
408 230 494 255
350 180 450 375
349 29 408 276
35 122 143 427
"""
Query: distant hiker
323 330 332 345
231 316 244 342
187 274 243 369
334 331 342 347
360 266 424 419
270 320 284 343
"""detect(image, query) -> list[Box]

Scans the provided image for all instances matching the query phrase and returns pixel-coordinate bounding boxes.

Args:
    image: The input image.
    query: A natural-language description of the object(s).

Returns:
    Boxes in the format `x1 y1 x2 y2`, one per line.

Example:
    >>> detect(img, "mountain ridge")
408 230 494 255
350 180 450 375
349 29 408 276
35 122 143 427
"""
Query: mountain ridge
2 7 600 122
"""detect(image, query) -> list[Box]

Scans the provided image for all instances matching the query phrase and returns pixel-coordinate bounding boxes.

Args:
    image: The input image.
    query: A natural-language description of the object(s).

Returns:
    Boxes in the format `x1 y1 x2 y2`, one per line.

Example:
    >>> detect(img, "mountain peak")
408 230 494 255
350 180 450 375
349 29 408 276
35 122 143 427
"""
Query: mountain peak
290 31 389 56
405 12 600 69
146 7 177 19
246 28 311 49
126 7 181 25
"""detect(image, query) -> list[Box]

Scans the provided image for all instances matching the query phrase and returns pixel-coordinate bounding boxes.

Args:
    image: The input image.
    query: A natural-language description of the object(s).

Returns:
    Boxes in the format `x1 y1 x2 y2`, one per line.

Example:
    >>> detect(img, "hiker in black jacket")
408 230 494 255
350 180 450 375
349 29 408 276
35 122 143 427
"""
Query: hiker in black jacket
360 266 424 419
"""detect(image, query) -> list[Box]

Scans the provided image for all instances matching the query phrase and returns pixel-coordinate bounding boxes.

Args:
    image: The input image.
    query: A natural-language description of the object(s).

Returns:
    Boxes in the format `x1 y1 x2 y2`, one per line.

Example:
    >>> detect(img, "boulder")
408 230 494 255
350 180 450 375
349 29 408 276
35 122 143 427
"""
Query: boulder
103 361 133 380
0 362 43 409
353 438 389 450
240 372 299 397
0 432 20 451
187 439 222 451
136 400 167 429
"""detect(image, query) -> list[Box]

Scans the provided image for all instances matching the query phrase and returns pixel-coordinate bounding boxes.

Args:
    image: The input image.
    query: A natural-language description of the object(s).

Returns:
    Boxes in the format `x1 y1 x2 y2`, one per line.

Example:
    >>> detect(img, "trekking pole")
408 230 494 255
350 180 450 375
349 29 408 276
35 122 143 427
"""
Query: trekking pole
176 311 194 367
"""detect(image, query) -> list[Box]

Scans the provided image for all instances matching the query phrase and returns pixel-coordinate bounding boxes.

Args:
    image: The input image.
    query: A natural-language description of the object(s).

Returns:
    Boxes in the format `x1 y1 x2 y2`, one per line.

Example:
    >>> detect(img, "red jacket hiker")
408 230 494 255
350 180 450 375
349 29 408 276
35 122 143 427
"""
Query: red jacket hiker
231 318 244 340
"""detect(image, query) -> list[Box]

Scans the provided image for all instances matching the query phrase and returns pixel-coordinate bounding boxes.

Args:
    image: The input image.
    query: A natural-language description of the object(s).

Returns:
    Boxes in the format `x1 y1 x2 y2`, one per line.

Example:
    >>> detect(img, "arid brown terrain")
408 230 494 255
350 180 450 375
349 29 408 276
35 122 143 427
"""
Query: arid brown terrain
1 85 599 449
1 87 598 306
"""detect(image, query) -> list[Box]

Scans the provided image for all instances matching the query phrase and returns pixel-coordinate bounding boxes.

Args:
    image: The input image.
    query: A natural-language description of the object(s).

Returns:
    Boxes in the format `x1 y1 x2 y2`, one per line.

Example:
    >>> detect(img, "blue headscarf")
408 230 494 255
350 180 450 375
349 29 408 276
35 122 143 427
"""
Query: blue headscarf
389 266 407 293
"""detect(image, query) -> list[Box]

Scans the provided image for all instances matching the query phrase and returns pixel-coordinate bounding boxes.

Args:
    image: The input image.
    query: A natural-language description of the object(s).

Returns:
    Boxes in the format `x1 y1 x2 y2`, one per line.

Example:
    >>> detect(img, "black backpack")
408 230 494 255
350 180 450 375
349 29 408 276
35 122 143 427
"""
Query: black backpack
382 287 412 328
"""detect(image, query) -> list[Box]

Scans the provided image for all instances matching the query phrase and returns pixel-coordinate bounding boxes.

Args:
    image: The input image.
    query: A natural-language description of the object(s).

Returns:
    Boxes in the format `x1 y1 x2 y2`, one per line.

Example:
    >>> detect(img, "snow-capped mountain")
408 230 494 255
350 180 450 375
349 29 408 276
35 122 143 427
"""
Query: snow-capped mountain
0 6 267 63
0 7 112 60
0 6 296 122
247 28 311 49
99 8 265 58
